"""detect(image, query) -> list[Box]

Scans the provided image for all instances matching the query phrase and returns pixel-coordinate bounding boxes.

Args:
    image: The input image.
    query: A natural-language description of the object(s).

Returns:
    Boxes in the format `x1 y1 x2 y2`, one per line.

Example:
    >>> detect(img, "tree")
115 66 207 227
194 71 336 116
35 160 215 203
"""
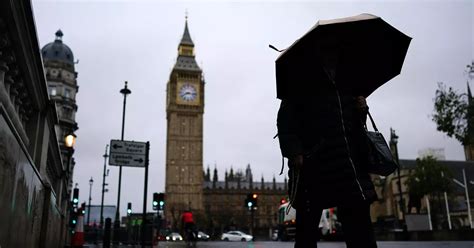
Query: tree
405 156 453 229
432 82 471 145
406 156 453 197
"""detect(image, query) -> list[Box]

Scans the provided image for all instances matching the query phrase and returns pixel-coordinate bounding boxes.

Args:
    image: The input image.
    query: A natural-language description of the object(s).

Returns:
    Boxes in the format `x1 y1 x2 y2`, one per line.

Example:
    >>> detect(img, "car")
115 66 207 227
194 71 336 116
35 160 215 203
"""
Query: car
271 229 279 241
197 231 210 241
221 231 253 242
166 232 183 241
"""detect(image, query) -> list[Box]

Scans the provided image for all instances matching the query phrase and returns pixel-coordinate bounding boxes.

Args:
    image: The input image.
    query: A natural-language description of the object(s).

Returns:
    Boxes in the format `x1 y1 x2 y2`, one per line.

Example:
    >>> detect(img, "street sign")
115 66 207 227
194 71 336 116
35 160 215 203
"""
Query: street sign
110 140 146 155
109 140 147 167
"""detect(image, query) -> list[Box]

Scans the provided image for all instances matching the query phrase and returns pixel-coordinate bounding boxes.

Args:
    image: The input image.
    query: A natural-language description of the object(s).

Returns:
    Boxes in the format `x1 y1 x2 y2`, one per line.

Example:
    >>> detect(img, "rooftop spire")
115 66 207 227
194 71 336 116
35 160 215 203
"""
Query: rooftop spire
468 82 472 103
55 29 63 42
180 14 194 47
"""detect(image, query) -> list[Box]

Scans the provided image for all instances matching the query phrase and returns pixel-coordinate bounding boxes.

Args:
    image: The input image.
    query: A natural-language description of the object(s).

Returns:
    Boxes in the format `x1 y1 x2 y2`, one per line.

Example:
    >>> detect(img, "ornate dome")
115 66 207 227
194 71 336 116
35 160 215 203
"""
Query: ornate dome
41 30 74 65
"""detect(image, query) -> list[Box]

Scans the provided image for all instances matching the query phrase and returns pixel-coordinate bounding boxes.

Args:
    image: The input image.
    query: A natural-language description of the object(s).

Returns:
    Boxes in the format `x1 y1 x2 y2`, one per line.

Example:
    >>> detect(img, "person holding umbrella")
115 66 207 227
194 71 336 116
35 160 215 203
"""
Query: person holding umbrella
275 14 411 248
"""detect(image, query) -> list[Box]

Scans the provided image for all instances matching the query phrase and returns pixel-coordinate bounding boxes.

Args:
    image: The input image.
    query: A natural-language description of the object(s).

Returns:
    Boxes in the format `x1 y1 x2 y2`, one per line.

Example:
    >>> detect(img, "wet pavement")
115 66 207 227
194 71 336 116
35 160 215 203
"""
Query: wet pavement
85 241 474 248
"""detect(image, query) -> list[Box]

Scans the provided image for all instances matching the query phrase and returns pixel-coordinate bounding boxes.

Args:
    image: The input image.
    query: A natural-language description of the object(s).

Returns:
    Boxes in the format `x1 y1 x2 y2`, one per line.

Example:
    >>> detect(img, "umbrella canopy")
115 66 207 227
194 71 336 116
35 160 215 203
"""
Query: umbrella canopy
275 13 412 99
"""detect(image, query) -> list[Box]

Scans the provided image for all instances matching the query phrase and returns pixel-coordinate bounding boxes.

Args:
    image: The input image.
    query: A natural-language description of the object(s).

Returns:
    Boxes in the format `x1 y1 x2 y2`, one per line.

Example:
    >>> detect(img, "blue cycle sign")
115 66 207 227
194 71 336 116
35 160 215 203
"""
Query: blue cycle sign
109 140 147 167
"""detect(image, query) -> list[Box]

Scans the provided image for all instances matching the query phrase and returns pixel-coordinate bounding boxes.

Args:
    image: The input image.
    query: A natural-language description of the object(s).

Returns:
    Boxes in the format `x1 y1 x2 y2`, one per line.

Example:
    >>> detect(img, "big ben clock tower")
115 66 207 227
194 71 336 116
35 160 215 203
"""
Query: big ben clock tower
165 17 205 223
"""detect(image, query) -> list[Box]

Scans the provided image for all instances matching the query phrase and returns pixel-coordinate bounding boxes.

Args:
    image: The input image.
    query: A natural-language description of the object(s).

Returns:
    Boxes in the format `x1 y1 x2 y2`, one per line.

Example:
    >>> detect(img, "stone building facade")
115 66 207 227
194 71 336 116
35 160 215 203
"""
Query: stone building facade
165 18 205 223
41 30 80 195
0 0 71 247
165 20 288 231
464 82 474 161
202 165 287 232
370 130 474 230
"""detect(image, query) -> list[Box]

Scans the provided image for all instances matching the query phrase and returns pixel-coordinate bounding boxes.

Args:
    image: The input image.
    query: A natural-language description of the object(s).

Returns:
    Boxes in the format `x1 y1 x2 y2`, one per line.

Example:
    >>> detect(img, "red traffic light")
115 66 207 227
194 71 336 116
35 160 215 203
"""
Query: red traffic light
280 198 286 204
252 193 258 199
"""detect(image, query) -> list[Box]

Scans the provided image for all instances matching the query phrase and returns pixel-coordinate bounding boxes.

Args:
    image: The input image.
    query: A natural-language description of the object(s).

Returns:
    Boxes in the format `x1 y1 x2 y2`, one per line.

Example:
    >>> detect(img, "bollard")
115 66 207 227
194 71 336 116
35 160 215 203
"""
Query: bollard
103 218 111 248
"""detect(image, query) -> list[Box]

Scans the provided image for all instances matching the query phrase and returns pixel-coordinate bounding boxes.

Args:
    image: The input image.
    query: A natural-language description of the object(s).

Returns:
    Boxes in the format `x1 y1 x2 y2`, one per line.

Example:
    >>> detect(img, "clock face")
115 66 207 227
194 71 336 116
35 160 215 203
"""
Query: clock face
179 83 197 102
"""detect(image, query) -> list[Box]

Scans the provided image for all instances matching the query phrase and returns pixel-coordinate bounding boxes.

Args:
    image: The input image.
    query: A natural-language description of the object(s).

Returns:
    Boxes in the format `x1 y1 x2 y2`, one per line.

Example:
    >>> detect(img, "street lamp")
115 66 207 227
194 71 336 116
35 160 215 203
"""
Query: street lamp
100 145 109 228
64 132 76 180
114 81 131 244
390 128 406 224
65 133 77 148
88 177 94 226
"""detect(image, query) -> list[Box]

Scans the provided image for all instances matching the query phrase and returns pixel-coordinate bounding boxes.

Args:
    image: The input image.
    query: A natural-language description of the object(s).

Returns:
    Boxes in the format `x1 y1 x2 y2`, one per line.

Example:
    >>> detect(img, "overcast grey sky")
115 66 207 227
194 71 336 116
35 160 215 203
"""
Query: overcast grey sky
32 0 472 218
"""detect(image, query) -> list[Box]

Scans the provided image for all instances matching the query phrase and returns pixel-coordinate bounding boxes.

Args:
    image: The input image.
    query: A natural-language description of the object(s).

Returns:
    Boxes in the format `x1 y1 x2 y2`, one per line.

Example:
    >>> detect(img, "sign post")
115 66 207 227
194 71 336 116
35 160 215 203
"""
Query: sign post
141 142 150 248
109 139 150 245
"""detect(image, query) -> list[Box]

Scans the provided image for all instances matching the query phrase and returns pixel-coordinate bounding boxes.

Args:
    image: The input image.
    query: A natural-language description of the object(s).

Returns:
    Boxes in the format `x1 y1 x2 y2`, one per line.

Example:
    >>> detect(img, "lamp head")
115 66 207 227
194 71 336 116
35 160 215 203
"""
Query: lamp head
65 133 77 148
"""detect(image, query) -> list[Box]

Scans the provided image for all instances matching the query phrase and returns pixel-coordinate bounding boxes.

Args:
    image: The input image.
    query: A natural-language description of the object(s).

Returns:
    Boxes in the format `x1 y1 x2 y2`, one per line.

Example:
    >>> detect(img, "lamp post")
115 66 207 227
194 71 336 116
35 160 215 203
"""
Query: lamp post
88 177 94 226
390 129 406 224
64 133 77 180
100 145 109 228
114 81 131 244
64 133 76 245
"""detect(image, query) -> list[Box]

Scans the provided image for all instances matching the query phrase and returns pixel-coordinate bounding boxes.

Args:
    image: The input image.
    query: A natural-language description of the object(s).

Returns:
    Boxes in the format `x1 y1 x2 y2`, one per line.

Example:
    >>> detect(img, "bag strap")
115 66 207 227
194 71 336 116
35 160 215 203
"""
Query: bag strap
367 110 379 132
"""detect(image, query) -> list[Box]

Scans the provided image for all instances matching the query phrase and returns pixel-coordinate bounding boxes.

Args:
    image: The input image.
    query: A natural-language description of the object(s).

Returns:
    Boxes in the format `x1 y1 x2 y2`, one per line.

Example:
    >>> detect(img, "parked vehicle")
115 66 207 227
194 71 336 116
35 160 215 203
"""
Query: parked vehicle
221 231 253 241
197 231 210 241
166 232 183 241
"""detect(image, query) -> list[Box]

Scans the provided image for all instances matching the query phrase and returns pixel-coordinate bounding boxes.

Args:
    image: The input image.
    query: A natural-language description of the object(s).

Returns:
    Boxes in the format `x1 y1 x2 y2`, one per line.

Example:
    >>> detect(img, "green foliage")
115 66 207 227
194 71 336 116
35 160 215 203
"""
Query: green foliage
405 156 453 198
432 82 469 145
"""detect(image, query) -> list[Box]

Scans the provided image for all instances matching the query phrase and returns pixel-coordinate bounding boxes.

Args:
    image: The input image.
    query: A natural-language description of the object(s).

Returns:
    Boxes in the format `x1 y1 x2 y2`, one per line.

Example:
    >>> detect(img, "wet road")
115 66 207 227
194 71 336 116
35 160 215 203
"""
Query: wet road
85 241 474 248
154 241 474 248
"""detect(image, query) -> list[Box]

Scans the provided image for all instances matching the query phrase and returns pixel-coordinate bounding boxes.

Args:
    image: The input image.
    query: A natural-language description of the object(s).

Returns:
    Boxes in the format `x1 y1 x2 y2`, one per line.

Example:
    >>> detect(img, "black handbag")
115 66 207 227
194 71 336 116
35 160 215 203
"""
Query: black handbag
364 111 399 176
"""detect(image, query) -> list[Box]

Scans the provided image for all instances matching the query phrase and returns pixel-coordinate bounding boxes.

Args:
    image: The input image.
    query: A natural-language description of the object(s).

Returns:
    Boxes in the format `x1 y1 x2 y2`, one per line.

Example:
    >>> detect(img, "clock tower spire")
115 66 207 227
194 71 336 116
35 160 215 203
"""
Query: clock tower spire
165 17 205 226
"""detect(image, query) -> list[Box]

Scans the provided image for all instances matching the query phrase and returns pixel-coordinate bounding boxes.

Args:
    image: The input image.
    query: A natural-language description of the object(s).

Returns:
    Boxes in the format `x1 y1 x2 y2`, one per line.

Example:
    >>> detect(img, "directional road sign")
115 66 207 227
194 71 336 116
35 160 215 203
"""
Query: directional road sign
109 140 147 167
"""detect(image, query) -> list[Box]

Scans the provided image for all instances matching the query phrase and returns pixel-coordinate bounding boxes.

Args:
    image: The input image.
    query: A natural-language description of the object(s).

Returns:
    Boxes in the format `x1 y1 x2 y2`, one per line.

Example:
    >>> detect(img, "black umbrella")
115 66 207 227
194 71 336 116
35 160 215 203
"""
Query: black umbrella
275 13 412 99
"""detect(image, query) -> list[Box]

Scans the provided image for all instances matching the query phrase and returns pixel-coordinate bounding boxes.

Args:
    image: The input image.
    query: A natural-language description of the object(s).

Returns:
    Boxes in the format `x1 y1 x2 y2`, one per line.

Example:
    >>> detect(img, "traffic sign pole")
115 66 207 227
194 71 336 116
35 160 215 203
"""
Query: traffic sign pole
141 142 150 248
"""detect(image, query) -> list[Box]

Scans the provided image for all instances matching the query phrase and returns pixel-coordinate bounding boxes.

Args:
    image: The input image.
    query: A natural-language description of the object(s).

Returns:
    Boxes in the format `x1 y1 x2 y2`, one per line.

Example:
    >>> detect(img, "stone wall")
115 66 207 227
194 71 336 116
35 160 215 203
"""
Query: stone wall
0 112 45 247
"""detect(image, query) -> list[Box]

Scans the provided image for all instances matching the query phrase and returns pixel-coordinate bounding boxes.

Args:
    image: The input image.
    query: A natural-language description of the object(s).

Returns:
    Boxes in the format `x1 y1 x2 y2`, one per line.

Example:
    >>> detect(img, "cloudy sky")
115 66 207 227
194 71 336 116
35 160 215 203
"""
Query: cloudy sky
32 0 472 218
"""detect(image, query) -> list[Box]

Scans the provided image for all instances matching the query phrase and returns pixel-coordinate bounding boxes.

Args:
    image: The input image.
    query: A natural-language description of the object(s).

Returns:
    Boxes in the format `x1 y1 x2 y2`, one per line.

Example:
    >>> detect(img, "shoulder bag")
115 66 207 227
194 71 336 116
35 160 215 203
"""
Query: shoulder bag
364 111 399 176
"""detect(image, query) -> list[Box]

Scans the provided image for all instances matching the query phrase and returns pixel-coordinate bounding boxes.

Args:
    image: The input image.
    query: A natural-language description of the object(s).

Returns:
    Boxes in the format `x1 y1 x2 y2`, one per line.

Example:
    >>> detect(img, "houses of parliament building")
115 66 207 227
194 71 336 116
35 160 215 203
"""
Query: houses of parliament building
164 18 287 231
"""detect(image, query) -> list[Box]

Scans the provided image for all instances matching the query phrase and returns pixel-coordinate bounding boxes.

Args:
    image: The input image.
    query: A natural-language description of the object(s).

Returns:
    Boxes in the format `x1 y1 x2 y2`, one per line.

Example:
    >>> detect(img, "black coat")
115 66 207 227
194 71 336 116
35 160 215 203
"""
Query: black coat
277 81 377 209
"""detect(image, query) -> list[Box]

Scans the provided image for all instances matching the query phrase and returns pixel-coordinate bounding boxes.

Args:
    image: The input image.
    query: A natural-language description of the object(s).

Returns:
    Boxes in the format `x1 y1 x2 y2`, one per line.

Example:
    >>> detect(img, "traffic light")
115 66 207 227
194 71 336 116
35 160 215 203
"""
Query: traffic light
245 193 258 211
153 193 165 210
280 198 287 205
69 209 77 229
81 202 86 215
252 193 258 208
158 193 165 210
127 202 132 215
72 188 79 207
153 193 159 210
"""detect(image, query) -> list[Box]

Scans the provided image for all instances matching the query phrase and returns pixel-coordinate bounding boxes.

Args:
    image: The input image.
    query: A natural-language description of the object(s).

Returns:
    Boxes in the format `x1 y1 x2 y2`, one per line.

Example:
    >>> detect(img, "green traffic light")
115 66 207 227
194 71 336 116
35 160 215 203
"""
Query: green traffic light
247 202 253 207
73 199 78 204
159 201 164 206
127 209 132 214
72 220 77 224
153 201 158 206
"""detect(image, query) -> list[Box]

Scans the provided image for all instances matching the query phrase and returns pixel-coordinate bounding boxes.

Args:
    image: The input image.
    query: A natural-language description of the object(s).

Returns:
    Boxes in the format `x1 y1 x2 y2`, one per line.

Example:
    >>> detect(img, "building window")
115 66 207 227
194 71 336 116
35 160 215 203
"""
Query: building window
50 86 57 96
65 88 71 98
